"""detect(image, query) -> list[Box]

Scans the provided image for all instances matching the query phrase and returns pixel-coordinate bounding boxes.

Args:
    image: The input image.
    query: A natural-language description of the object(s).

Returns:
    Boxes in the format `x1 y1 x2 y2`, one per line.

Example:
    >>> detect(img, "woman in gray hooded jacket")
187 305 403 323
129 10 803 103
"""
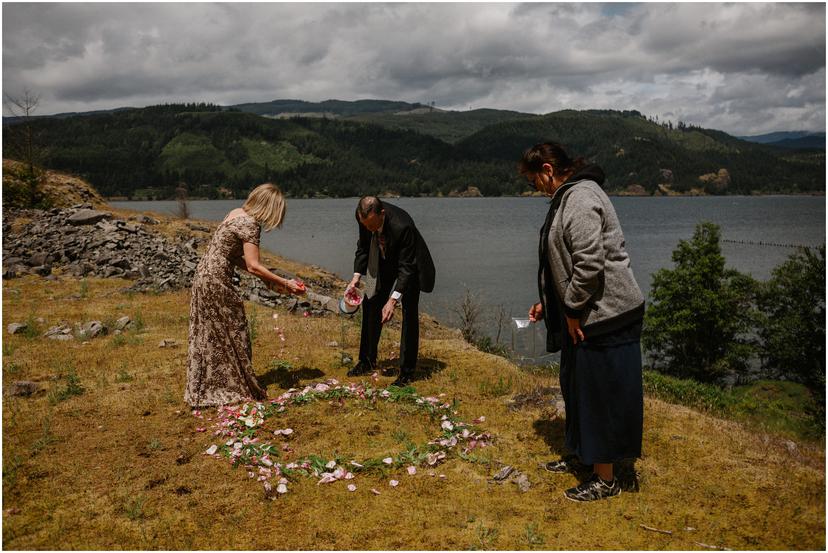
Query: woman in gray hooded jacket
520 142 645 502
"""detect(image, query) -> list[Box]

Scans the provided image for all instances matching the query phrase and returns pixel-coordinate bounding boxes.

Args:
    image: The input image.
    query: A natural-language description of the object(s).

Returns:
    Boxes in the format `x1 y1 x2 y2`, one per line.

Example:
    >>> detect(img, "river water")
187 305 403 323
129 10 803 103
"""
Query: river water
113 196 825 359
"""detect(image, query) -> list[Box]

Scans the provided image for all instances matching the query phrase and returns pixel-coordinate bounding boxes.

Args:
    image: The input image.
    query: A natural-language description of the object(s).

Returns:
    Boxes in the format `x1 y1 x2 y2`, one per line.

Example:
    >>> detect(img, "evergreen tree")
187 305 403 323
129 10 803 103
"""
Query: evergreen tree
756 245 825 400
643 222 758 383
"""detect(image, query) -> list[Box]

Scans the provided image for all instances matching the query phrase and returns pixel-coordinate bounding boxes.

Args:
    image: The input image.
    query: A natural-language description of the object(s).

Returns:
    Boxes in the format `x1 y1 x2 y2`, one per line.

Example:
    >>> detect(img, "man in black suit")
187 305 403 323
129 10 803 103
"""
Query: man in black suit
346 196 435 386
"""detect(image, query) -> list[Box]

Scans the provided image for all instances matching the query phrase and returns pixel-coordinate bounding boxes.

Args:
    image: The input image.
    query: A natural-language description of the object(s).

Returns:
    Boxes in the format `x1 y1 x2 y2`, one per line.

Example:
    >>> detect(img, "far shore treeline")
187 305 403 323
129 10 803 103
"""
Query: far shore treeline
2 100 824 200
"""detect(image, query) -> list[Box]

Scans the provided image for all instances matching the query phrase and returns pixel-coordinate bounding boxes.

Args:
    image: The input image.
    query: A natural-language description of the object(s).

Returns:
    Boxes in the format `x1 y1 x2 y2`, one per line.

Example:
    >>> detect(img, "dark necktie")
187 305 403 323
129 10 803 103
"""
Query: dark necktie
378 232 386 259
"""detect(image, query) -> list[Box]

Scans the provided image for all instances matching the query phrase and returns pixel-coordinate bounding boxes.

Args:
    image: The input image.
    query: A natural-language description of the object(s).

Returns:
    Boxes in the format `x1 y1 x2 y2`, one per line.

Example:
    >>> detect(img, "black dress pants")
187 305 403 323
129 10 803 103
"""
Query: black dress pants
359 272 420 374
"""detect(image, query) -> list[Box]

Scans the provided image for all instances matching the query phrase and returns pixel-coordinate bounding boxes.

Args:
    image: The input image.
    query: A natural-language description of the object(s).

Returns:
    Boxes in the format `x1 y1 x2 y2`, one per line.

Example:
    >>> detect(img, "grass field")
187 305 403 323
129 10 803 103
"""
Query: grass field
2 261 825 549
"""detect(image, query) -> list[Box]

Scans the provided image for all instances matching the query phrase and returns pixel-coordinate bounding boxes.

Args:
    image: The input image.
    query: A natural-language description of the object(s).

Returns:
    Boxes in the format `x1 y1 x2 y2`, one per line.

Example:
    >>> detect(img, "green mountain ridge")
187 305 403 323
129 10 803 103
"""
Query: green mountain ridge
3 101 823 199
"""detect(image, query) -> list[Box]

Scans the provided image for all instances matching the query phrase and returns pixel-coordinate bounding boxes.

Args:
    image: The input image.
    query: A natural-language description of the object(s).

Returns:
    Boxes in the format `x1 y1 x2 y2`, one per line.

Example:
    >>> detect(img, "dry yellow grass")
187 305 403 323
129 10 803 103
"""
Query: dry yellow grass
3 270 825 550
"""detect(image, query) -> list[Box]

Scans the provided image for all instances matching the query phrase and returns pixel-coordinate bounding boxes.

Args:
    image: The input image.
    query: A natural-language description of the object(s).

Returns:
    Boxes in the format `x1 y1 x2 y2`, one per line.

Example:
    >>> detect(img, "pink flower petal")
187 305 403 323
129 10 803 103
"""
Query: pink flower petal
205 444 218 455
389 480 399 487
407 466 417 475
347 484 357 492
371 488 381 495
277 483 288 494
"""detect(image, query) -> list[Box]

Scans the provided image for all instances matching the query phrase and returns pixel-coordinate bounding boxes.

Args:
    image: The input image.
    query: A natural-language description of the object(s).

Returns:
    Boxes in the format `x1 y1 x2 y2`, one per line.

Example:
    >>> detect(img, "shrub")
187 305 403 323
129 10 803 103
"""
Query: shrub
643 222 759 383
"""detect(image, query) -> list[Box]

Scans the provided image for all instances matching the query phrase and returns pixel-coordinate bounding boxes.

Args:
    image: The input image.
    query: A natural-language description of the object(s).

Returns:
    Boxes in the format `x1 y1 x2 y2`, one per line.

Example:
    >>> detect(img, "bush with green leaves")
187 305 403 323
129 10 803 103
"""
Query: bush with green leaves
756 245 825 400
643 222 758 383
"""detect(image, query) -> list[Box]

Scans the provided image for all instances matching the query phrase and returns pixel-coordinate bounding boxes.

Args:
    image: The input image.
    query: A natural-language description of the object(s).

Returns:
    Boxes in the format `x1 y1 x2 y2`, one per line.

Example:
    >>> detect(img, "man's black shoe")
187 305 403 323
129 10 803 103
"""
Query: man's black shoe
347 361 374 377
390 374 413 387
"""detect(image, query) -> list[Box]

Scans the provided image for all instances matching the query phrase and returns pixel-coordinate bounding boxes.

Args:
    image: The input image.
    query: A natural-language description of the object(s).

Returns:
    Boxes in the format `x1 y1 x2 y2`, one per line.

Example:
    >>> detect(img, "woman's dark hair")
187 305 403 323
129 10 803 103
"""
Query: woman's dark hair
518 142 587 177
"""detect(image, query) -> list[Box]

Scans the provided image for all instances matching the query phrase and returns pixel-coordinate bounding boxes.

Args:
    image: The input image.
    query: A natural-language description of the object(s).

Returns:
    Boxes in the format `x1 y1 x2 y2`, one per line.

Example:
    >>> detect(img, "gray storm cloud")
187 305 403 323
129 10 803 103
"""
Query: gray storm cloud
2 2 824 135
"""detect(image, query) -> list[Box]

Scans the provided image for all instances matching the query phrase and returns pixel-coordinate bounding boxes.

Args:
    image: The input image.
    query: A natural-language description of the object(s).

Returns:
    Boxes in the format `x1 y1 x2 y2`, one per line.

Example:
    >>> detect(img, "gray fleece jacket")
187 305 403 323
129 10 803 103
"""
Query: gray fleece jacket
545 170 645 337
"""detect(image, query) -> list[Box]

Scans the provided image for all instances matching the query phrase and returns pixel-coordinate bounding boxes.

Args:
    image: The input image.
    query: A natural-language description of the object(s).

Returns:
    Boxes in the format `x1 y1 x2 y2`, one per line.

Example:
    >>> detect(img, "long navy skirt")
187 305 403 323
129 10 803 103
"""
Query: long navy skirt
559 320 643 465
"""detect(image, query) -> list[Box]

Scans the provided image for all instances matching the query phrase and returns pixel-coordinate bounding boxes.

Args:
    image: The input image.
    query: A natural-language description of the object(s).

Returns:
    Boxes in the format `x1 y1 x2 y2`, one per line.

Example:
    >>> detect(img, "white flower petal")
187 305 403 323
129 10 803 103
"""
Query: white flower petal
389 480 399 487
205 444 218 455
407 466 417 475
347 484 357 492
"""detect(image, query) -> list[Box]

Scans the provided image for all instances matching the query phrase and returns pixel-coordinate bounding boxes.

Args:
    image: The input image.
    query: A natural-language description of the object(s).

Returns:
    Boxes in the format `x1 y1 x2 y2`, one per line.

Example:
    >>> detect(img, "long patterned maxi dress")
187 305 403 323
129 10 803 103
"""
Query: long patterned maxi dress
185 213 268 407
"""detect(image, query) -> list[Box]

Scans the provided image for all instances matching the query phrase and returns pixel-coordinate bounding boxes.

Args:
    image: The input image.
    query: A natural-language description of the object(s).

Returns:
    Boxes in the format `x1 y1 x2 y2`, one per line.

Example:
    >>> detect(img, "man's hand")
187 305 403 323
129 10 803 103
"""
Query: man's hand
381 298 397 324
347 275 361 294
528 302 543 322
566 315 584 344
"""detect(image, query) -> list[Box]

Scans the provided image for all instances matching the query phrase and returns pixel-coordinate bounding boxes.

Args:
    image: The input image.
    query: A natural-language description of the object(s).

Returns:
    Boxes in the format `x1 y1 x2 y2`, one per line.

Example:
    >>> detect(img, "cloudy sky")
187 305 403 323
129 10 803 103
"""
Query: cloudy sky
3 2 825 135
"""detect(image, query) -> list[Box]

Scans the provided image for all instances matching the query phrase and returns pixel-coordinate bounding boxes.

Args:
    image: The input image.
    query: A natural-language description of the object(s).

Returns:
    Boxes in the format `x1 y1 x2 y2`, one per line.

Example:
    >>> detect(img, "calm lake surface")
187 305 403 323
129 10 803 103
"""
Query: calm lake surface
113 196 825 357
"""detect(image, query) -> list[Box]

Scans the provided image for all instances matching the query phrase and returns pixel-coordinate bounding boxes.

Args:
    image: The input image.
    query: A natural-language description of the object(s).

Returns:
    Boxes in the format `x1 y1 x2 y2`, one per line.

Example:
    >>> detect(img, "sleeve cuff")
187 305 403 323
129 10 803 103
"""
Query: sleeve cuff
390 291 402 301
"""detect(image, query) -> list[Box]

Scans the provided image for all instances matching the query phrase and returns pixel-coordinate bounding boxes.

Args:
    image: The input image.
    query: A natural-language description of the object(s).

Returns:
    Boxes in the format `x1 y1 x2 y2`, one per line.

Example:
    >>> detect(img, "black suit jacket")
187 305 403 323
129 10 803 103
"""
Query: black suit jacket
354 202 435 294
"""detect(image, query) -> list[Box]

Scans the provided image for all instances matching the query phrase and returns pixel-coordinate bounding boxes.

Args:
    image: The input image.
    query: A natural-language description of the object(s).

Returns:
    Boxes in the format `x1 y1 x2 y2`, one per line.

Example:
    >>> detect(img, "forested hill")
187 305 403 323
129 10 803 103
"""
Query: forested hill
3 102 823 199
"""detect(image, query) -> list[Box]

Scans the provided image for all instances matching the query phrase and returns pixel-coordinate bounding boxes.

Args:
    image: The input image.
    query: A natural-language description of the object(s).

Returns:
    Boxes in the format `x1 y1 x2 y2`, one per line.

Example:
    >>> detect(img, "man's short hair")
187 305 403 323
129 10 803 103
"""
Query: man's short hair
356 196 383 219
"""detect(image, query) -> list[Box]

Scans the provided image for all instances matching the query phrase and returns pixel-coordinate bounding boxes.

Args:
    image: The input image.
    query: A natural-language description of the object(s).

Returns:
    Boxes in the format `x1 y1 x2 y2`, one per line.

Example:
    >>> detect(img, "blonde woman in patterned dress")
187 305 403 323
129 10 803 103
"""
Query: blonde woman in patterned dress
185 183 305 408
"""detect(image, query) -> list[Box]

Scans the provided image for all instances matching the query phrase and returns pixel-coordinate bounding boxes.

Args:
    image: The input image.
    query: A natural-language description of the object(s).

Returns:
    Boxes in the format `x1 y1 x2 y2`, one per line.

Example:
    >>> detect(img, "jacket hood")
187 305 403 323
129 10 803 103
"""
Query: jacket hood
565 164 605 187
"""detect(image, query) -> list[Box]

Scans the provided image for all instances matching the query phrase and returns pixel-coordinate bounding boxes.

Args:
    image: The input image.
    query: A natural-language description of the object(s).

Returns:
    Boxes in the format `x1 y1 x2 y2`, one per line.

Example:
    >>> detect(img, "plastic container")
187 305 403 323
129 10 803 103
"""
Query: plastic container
339 286 364 314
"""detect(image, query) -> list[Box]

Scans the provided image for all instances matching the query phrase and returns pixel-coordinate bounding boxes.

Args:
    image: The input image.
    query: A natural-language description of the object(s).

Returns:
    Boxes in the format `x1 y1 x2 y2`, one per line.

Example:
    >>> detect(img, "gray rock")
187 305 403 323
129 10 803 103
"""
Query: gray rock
8 381 40 397
27 252 52 267
67 209 111 226
512 472 531 492
114 316 131 331
138 215 159 225
44 325 73 340
78 320 106 339
492 465 514 482
31 265 52 277
7 323 27 335
159 339 179 348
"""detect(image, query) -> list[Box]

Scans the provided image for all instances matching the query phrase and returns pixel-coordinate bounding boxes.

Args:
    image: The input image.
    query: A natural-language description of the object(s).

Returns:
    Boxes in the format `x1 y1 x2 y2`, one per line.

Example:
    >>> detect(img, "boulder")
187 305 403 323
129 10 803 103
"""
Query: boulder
67 209 111 226
78 320 106 339
8 381 40 397
7 322 27 334
114 316 132 331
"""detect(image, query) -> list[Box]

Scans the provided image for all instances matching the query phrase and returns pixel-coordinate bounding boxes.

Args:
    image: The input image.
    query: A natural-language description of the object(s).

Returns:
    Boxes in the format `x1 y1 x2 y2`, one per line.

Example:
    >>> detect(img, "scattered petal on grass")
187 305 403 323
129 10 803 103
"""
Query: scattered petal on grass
389 480 399 487
473 416 486 424
272 313 278 320
347 484 357 492
371 488 381 495
407 466 417 475
439 474 446 479
382 457 393 465
350 461 363 468
282 428 293 435
205 444 218 455
326 460 337 469
441 420 454 431
277 483 288 494
195 427 206 432
344 472 355 480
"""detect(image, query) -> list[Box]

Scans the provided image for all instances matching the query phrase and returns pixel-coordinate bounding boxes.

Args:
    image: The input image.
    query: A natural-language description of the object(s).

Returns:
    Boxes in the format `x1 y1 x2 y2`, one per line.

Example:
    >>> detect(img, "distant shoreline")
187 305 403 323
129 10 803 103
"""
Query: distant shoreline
107 191 827 201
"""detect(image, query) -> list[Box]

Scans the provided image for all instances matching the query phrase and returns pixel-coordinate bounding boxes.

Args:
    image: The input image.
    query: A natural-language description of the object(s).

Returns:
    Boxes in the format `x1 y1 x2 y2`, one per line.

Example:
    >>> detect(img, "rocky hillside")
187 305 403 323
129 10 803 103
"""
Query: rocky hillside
2 159 106 209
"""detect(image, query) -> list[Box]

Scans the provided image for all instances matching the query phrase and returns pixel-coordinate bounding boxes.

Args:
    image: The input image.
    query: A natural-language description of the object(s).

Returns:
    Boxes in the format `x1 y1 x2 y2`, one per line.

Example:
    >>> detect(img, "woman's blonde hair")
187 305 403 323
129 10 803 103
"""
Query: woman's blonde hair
243 183 286 231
